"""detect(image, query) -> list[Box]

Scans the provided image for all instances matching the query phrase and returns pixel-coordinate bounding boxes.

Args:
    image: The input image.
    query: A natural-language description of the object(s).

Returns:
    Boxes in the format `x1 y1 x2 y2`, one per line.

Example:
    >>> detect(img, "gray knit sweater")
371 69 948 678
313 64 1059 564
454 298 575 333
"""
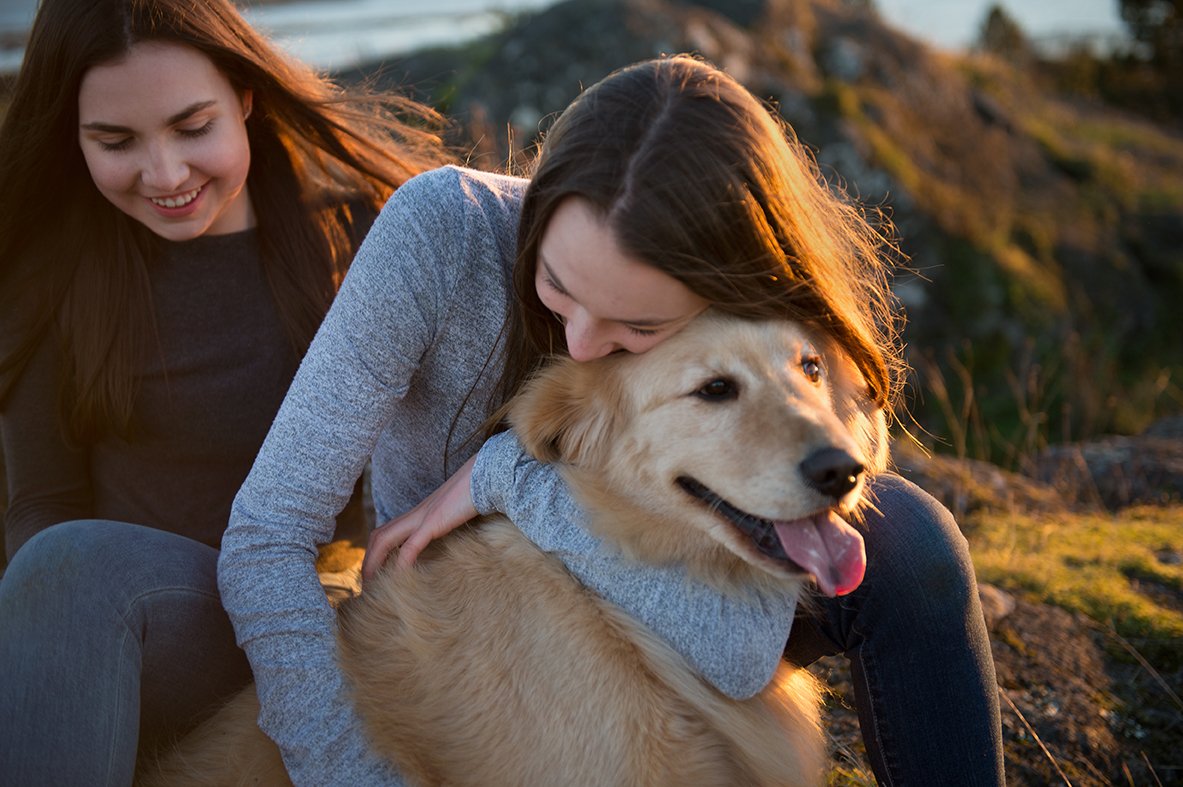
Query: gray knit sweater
218 166 798 786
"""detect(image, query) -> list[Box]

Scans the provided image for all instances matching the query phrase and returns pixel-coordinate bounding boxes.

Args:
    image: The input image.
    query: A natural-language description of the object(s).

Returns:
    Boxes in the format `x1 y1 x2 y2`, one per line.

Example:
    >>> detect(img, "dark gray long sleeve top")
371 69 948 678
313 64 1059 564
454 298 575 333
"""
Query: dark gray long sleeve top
2 228 301 559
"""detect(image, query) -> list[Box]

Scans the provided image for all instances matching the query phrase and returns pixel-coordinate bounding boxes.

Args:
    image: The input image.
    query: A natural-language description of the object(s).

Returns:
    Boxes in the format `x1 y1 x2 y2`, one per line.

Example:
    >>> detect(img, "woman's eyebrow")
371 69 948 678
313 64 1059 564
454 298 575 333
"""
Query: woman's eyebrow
80 99 218 132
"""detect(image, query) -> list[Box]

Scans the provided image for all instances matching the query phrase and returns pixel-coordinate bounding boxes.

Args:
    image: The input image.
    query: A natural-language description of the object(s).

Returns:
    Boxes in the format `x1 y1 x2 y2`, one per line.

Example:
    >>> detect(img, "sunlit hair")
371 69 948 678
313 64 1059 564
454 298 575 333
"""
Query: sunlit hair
493 54 904 429
0 0 447 440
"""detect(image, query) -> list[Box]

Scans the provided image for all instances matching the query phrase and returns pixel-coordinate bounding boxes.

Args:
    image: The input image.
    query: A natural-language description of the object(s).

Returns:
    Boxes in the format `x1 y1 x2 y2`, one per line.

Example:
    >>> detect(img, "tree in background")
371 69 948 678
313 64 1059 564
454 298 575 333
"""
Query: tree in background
1116 0 1182 120
1121 0 1181 67
977 4 1032 64
990 0 1183 124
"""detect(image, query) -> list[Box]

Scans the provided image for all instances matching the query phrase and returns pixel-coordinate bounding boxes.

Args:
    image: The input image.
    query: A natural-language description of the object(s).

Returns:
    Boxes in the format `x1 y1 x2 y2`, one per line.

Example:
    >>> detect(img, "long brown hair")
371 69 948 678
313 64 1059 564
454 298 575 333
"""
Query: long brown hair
495 55 903 427
0 0 448 440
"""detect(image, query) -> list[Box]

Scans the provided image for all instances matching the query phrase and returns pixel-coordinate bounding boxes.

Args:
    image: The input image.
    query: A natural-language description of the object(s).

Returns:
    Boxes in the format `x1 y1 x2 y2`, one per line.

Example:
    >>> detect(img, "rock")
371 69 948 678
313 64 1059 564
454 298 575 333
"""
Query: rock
978 582 1017 628
989 598 1126 784
1145 415 1183 440
1030 433 1183 511
820 35 864 81
671 0 768 28
891 443 1067 520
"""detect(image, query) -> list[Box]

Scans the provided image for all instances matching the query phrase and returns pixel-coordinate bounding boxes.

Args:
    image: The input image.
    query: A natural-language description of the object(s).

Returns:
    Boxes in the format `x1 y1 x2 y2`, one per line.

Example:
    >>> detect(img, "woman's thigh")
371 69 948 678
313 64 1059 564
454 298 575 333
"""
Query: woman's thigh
0 520 252 786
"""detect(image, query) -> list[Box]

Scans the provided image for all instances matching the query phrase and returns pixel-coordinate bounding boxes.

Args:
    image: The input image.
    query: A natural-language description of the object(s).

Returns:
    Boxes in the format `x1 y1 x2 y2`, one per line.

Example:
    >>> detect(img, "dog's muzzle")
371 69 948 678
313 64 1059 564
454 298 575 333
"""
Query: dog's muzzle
676 476 796 565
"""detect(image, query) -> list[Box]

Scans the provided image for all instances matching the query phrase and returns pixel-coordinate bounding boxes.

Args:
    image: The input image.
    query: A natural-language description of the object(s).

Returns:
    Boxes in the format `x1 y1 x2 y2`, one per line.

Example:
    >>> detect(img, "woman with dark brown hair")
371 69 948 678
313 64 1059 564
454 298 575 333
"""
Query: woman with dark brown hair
0 0 444 782
223 55 1004 784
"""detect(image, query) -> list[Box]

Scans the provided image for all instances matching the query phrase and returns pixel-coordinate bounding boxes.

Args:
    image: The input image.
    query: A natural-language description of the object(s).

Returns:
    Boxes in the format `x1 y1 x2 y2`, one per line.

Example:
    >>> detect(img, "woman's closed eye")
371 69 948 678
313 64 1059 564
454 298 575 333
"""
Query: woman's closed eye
97 137 134 152
178 120 215 139
92 121 213 153
542 274 569 298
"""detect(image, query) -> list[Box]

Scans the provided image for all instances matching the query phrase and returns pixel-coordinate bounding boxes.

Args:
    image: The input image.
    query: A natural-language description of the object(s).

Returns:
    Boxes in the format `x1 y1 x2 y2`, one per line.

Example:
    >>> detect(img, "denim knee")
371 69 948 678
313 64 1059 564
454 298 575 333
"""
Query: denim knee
2 521 104 602
862 474 979 626
1 519 219 616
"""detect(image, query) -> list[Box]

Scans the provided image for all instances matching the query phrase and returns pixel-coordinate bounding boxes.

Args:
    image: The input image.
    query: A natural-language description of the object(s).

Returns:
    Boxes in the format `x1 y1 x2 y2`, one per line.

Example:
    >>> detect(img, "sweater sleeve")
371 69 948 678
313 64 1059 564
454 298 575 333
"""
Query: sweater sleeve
217 175 458 785
470 430 798 700
2 332 92 560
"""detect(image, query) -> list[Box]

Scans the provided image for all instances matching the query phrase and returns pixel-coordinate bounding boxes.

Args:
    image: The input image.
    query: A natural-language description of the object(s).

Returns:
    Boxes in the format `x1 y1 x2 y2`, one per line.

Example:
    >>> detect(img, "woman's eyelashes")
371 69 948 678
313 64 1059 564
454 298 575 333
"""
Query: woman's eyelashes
97 137 133 152
178 120 215 139
540 273 563 295
96 120 215 153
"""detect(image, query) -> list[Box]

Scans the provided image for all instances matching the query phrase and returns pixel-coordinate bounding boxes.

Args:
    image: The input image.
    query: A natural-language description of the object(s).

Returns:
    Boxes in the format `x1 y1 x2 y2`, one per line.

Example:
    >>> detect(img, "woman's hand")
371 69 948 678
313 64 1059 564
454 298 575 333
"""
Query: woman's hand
362 454 479 580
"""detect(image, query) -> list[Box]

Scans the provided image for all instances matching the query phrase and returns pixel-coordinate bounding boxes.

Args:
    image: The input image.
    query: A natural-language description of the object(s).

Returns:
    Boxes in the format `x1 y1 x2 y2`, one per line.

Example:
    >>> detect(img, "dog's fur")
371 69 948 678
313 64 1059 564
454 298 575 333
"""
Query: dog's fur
141 311 887 787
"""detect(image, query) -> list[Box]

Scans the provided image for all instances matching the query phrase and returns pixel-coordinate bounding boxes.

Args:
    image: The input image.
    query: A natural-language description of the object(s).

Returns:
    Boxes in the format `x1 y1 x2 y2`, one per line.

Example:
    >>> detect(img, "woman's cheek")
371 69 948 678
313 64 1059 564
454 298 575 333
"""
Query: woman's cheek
83 152 135 201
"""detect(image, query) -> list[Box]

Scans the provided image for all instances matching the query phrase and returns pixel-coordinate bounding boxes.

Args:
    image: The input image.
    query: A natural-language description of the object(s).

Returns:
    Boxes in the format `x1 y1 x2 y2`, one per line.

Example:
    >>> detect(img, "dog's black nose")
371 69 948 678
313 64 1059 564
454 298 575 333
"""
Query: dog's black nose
800 448 864 500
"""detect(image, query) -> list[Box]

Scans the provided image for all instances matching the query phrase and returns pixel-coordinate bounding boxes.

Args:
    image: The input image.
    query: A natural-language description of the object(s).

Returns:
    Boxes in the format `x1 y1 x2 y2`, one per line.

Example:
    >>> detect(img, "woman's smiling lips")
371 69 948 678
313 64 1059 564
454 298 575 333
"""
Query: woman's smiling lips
147 184 205 216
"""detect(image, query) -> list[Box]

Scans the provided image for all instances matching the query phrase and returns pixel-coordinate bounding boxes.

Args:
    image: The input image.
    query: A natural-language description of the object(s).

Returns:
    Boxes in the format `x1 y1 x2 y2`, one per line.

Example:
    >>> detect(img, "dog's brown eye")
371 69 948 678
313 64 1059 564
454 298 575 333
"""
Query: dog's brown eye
695 378 738 401
802 356 822 383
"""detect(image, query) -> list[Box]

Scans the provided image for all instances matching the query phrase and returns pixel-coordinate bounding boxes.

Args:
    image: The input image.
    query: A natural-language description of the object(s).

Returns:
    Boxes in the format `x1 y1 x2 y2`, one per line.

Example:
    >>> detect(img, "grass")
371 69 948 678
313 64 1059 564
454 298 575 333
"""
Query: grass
968 505 1183 671
910 326 1183 471
828 765 876 787
817 499 1183 784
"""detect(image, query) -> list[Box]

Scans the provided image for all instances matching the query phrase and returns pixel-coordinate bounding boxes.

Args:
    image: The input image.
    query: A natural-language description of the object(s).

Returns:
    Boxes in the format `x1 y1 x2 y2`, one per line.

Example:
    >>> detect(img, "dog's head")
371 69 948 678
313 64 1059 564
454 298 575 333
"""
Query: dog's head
509 310 888 596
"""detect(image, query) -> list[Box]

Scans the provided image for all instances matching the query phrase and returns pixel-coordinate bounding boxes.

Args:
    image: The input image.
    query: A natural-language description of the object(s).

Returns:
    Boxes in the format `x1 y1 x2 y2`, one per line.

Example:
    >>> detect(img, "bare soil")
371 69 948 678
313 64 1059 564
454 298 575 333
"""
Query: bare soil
812 587 1183 785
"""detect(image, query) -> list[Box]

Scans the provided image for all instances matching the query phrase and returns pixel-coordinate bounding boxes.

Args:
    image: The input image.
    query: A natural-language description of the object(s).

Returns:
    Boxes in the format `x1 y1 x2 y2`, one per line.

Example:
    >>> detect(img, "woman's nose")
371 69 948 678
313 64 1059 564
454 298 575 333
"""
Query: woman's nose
140 143 190 192
565 313 616 362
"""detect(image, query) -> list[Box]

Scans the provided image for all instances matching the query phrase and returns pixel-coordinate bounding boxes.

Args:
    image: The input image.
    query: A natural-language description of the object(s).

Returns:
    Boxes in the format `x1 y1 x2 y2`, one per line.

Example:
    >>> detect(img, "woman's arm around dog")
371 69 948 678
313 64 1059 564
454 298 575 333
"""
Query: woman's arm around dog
371 429 799 700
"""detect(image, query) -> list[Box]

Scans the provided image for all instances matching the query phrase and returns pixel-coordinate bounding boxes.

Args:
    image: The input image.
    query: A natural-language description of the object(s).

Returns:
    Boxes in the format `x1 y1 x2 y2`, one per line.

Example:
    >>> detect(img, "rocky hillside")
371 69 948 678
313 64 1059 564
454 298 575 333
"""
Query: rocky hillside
356 0 1183 466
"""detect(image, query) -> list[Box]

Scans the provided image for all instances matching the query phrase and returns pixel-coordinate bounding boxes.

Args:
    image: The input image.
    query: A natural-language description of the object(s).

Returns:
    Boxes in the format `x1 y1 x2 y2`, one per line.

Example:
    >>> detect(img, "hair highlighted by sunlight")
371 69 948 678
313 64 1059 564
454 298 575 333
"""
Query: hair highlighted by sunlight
494 55 904 427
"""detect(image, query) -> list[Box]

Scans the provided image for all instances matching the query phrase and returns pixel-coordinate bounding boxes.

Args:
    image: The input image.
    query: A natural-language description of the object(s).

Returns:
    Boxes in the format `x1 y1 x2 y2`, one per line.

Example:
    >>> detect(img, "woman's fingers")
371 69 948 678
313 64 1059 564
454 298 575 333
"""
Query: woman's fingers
362 516 418 580
393 521 432 569
361 455 479 580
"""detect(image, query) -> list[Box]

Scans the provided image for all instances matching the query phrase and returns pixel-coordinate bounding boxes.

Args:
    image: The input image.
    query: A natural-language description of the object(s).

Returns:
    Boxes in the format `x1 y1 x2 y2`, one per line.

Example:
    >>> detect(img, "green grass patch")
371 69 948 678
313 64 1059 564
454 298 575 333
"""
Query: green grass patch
992 243 1068 318
968 505 1183 670
1064 117 1183 165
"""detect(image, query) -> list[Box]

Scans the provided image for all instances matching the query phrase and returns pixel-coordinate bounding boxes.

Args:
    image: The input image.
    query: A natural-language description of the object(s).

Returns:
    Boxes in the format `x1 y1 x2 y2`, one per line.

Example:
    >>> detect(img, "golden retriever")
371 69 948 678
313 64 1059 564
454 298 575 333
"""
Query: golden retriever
142 311 887 787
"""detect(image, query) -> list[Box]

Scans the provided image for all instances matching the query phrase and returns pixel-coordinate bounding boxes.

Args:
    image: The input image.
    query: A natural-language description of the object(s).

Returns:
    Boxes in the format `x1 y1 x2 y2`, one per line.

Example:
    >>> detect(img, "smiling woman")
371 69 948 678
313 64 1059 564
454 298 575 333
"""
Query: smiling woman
77 41 256 241
0 0 447 782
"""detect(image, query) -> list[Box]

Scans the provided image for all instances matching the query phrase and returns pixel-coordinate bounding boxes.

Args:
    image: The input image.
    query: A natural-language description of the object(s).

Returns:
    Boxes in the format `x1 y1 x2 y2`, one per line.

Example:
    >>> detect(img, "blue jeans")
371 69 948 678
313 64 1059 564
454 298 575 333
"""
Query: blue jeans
785 473 1004 785
0 520 253 786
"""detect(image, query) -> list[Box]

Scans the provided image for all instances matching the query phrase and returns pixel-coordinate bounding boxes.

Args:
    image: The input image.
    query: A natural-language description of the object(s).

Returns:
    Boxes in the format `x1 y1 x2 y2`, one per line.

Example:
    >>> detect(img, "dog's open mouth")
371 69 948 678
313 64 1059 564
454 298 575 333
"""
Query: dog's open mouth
676 476 866 597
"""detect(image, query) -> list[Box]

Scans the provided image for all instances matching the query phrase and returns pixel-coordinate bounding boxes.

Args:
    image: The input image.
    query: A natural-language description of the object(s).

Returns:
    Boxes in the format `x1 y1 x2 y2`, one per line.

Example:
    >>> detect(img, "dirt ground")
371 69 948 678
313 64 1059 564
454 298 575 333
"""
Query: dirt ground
812 590 1183 785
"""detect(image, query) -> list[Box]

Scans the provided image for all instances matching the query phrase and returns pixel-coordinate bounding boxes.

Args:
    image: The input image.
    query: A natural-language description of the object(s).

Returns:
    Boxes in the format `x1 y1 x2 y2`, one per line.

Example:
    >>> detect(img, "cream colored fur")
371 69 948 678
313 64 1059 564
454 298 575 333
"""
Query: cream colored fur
141 311 886 786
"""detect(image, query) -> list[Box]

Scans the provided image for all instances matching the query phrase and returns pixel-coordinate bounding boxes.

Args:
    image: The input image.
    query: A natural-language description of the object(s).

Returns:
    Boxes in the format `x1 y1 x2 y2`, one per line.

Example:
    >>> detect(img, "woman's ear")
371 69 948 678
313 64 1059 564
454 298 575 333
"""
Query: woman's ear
241 89 253 121
509 359 621 467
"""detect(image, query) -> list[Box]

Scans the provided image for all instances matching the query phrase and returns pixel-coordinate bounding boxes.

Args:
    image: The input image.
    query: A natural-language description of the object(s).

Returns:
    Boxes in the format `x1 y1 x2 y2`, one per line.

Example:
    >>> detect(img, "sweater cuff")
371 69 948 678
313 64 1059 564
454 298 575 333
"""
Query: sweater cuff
469 430 525 517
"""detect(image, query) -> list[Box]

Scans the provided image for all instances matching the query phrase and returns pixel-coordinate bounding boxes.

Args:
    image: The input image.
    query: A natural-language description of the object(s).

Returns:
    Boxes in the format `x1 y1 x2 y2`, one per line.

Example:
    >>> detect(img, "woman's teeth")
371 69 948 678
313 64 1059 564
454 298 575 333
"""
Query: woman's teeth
151 187 200 208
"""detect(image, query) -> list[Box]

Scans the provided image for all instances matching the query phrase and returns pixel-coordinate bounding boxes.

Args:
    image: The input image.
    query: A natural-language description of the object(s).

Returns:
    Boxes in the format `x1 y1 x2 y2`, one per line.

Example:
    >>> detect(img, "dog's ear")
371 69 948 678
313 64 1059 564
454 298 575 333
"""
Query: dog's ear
509 358 622 466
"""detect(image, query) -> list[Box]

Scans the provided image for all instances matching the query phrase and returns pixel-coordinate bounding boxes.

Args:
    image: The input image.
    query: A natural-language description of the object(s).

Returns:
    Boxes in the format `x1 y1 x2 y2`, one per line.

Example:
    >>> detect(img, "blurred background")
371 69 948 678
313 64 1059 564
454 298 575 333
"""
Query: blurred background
1 0 1181 783
0 0 1136 74
7 0 1174 466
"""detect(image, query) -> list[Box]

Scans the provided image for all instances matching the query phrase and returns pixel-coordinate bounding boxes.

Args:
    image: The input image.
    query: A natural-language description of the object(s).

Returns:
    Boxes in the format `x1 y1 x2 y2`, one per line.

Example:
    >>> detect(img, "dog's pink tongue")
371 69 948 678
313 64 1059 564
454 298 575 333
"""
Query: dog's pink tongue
773 511 866 597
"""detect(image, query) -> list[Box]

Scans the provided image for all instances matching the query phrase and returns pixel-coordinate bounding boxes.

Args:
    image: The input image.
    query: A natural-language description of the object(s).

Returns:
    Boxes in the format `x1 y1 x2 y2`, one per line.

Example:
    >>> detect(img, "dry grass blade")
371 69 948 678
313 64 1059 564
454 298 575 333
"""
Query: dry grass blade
1140 751 1165 787
1098 622 1183 714
999 686 1074 786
